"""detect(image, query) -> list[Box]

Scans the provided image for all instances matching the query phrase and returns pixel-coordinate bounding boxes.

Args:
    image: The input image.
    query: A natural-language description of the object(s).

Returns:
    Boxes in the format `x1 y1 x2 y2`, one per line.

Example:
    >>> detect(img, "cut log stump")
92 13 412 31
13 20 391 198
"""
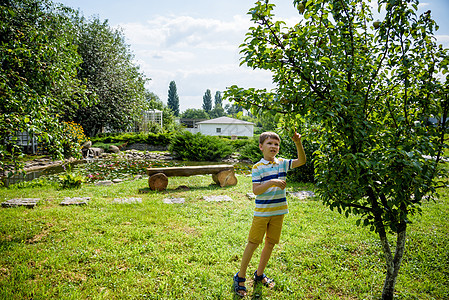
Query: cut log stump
148 172 168 191
147 165 237 191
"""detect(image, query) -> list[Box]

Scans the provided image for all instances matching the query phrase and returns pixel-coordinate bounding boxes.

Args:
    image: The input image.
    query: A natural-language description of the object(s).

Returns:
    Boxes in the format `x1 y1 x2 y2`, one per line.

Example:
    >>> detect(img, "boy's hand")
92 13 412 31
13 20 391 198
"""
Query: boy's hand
271 179 287 190
292 131 302 143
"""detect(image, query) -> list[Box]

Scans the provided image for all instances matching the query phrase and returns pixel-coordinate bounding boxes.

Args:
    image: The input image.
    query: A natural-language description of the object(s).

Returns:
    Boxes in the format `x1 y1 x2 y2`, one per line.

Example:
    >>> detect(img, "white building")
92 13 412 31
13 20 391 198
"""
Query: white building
196 116 254 137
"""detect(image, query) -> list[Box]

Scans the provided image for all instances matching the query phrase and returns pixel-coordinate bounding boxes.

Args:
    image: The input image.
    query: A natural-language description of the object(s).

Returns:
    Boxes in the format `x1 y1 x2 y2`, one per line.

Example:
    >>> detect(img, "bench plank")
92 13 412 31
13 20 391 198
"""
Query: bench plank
146 165 237 190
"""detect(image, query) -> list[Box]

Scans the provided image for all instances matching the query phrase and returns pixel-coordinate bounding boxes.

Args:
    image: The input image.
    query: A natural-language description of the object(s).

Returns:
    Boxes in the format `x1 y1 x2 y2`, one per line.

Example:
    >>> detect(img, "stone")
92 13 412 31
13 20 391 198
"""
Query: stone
109 145 120 153
132 175 143 181
81 141 92 149
203 195 233 202
95 180 113 186
60 197 90 206
162 197 185 204
113 197 142 204
246 193 256 200
90 147 104 157
288 191 315 199
112 179 123 183
1 198 40 208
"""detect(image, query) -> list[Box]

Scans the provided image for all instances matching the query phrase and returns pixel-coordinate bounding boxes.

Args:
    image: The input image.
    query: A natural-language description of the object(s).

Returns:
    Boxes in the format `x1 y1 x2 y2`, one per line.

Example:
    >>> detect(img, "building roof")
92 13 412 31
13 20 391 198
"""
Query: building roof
196 116 254 125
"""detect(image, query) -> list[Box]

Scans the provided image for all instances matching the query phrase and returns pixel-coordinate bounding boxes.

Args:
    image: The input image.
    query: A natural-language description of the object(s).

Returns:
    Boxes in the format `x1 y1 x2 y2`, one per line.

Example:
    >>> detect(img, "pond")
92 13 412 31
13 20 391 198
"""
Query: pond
1 158 252 187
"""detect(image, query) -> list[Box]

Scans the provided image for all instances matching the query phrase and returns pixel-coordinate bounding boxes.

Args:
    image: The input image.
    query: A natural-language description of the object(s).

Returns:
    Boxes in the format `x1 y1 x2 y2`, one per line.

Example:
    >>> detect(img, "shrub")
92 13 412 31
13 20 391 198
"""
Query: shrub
58 171 85 189
239 137 263 163
91 132 174 147
168 132 233 161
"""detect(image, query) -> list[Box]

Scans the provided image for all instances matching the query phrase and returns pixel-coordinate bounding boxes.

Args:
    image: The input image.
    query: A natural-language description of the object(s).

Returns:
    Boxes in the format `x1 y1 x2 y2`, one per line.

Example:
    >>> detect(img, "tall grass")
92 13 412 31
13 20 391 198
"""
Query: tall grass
0 170 447 299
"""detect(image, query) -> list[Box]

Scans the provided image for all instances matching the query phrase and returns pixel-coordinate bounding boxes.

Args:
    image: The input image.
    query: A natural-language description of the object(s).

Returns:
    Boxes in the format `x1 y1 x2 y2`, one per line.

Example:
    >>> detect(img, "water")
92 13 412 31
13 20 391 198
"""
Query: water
1 161 85 187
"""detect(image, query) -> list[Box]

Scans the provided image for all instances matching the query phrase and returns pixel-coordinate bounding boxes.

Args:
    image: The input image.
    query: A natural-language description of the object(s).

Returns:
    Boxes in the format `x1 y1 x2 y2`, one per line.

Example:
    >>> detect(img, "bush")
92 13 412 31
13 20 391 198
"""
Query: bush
239 137 263 163
168 132 233 161
91 132 174 147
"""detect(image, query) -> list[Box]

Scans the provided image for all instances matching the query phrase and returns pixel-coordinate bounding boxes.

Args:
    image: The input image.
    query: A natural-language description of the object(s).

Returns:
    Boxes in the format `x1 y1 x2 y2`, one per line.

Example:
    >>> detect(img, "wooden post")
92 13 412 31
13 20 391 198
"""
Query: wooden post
212 169 238 187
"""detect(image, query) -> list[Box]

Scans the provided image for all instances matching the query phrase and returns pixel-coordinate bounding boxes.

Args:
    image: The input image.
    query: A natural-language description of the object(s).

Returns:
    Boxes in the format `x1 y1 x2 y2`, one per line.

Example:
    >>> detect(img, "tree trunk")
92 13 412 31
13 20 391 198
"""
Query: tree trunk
378 223 407 300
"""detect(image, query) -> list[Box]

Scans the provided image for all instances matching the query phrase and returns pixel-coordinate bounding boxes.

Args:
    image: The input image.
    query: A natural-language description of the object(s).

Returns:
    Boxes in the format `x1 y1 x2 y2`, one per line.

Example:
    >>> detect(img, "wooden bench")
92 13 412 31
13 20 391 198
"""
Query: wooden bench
146 165 237 191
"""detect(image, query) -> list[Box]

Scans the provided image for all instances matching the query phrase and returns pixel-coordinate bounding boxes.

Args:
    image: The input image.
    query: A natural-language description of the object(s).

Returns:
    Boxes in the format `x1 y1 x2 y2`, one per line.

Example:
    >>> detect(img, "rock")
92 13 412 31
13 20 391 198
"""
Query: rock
90 147 104 157
112 179 123 183
1 198 40 208
109 145 120 153
246 193 256 200
113 197 142 204
95 180 113 186
162 197 185 204
132 175 143 181
288 191 315 199
81 141 92 149
203 195 232 202
60 197 90 206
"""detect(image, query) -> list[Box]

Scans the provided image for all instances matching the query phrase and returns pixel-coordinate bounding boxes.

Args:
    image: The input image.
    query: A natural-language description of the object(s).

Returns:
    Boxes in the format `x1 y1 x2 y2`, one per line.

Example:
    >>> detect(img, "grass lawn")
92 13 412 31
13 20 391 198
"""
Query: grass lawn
0 169 448 299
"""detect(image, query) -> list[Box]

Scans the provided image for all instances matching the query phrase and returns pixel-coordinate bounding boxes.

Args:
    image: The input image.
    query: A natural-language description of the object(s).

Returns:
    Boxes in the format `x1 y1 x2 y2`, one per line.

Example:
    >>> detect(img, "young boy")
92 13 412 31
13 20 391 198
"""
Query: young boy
233 131 306 297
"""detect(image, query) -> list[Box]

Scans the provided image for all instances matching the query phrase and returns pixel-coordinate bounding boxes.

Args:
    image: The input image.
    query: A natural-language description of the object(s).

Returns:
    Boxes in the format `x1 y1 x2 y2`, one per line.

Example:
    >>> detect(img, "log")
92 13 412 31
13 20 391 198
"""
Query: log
148 173 168 191
212 169 238 187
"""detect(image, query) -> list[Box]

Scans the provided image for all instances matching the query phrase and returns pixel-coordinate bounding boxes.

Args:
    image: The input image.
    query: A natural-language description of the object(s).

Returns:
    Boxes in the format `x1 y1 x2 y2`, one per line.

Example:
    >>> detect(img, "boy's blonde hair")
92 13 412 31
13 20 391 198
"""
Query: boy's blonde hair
259 132 280 144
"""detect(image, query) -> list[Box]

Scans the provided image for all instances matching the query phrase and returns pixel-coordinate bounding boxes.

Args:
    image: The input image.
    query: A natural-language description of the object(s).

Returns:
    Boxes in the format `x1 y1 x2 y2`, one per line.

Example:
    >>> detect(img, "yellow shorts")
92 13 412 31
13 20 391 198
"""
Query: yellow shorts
248 214 285 245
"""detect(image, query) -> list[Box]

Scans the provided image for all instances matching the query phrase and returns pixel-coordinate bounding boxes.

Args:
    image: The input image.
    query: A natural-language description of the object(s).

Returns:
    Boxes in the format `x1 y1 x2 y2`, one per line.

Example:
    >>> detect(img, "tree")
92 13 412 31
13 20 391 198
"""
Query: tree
202 89 212 113
73 17 147 137
181 108 209 119
225 0 448 299
167 80 180 116
214 91 223 107
145 90 176 131
0 0 93 170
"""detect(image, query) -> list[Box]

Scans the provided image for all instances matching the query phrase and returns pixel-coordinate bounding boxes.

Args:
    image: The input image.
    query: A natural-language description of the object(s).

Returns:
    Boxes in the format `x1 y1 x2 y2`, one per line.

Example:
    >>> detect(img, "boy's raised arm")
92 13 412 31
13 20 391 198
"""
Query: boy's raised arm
291 131 306 169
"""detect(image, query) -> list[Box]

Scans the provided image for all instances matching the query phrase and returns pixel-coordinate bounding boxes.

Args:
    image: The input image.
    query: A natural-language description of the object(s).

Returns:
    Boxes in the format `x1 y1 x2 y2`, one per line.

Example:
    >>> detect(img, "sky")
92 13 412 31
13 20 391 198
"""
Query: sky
56 0 449 112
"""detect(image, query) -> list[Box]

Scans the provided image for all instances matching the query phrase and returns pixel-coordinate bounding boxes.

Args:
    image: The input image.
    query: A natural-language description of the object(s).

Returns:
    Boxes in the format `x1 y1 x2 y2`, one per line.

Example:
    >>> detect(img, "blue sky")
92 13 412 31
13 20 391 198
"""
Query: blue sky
57 0 449 112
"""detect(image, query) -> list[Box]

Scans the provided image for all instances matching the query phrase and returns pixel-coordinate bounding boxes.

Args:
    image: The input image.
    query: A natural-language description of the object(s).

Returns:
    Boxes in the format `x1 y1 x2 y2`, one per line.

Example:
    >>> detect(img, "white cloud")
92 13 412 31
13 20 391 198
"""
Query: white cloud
116 13 270 111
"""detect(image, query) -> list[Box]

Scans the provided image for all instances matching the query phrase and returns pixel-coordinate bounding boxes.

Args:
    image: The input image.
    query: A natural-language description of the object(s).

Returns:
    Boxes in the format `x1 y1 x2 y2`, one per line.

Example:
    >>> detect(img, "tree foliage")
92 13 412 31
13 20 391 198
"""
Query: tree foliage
202 89 212 112
181 108 209 119
73 17 147 137
225 0 448 298
0 0 93 169
167 80 180 116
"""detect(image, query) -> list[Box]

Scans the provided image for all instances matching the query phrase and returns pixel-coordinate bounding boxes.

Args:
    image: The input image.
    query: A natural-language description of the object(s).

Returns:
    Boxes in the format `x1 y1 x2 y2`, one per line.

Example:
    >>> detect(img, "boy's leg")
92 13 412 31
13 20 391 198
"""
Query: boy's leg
239 241 259 278
255 215 284 287
235 216 266 295
256 240 276 286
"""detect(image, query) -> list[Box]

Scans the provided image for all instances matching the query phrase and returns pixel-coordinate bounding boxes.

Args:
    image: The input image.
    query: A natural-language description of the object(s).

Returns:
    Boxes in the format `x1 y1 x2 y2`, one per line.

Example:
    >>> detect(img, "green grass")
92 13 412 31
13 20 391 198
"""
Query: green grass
0 171 448 299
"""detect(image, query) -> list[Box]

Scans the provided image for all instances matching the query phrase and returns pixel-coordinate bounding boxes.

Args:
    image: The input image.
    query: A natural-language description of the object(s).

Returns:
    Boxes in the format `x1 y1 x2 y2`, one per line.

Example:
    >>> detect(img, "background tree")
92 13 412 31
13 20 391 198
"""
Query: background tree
0 0 93 170
225 0 448 299
209 91 225 118
73 17 147 137
167 80 180 117
202 89 212 113
145 90 176 132
181 108 209 119
214 91 223 107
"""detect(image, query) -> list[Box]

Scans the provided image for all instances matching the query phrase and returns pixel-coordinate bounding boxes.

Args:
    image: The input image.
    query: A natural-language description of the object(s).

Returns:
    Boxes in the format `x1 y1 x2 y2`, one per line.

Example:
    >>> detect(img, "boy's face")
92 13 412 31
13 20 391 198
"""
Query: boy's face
259 137 280 161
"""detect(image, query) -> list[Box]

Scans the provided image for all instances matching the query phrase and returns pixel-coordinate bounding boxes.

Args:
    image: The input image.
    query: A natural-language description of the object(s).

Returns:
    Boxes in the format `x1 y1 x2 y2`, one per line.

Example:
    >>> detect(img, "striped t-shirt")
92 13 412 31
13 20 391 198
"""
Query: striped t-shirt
252 157 293 217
